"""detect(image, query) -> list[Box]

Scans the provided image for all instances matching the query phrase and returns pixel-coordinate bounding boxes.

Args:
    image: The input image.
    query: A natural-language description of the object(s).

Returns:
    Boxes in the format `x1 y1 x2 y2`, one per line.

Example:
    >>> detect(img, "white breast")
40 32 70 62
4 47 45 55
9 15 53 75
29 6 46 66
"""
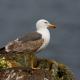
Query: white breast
37 28 50 51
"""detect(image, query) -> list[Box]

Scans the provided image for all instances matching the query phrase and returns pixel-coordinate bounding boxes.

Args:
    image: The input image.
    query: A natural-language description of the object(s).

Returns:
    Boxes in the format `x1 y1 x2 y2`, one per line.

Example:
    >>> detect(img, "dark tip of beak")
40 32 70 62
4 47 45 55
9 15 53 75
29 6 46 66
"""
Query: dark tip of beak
54 26 56 28
48 24 56 29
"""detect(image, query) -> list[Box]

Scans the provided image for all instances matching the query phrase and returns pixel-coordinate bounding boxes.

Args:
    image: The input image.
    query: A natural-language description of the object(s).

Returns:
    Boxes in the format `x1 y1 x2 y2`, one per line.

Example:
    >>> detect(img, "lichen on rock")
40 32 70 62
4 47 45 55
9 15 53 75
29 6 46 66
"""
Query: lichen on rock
0 51 75 80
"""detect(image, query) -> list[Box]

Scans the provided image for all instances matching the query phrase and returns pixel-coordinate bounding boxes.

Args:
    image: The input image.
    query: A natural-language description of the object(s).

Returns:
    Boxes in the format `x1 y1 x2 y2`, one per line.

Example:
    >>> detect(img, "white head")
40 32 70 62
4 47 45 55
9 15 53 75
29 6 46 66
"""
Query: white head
36 19 56 30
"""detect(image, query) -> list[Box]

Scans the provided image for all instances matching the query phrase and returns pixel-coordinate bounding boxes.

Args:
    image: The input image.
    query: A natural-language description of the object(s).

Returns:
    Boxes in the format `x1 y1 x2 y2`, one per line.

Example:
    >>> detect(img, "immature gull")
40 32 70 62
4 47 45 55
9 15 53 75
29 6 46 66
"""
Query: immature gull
0 19 56 53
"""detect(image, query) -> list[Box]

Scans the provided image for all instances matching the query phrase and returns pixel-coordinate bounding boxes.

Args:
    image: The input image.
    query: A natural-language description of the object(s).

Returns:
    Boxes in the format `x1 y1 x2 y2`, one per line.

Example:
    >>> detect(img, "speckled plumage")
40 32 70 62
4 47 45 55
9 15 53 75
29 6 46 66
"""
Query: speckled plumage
0 19 56 53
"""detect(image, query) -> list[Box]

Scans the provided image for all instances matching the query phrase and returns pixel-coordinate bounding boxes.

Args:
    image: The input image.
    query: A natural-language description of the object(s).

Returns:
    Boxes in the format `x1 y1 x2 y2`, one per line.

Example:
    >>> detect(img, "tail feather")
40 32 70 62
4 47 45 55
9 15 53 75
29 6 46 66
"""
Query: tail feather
0 47 7 54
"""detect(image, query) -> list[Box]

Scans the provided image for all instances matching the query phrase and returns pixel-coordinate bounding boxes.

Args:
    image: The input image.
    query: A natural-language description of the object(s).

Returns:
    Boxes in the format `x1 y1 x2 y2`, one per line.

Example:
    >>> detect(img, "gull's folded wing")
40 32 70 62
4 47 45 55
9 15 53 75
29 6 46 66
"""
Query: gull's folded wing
5 32 44 53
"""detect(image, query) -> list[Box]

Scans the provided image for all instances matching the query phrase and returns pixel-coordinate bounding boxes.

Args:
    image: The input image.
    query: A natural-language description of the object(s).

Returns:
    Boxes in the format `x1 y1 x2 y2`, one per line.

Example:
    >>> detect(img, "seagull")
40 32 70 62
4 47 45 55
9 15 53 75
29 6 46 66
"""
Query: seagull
0 19 56 54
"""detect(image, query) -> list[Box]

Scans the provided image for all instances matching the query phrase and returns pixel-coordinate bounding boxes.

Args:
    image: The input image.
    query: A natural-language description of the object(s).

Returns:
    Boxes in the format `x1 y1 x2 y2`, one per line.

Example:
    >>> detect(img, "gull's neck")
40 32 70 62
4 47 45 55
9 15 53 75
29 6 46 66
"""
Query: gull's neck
37 28 50 39
36 28 50 51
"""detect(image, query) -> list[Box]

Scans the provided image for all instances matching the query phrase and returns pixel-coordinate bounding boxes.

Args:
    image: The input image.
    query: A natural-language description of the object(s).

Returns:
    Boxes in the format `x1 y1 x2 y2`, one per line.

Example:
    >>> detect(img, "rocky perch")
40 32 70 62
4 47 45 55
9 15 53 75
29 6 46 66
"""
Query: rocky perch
0 51 75 80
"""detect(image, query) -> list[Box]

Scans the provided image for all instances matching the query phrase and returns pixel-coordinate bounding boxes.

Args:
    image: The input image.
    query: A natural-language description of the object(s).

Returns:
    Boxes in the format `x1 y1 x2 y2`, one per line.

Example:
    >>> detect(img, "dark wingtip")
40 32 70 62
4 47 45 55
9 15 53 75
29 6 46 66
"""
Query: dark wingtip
0 47 5 51
0 47 6 54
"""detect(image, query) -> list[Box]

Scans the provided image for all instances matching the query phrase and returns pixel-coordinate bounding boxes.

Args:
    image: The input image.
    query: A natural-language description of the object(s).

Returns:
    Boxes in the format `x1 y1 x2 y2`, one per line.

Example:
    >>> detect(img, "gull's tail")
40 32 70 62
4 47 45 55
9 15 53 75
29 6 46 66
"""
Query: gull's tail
0 47 7 54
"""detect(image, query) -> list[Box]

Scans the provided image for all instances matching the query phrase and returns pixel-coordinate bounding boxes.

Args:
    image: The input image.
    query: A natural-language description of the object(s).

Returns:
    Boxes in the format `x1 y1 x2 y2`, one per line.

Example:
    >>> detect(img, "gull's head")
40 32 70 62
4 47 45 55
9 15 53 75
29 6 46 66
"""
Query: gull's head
36 19 56 30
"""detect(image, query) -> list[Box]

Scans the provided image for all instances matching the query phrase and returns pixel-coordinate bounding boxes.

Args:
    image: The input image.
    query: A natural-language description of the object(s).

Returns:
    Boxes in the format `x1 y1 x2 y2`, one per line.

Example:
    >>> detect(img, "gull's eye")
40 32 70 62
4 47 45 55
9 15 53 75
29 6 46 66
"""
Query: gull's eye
44 22 48 24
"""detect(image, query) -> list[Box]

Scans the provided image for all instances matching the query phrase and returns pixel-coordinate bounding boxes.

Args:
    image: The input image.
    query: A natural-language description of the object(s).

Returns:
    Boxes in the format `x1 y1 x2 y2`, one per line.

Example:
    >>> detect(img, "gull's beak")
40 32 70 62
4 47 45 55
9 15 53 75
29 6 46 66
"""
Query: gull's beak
48 23 56 29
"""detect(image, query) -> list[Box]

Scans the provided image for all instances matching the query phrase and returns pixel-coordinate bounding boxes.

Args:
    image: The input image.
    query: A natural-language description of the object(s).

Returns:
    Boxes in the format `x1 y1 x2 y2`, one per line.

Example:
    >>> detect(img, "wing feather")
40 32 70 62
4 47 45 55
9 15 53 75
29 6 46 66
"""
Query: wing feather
19 32 42 42
5 32 44 53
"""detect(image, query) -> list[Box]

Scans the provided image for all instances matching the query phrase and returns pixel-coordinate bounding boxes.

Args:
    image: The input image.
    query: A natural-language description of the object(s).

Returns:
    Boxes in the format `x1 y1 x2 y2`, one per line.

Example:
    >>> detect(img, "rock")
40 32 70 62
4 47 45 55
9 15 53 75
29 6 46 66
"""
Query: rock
0 68 52 80
0 51 75 80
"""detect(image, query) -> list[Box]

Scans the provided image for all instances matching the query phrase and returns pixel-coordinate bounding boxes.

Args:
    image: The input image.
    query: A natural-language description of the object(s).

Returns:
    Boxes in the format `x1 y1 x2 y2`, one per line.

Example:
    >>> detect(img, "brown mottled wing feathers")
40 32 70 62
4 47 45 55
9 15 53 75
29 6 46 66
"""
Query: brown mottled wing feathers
8 39 44 53
0 32 43 53
4 32 44 53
